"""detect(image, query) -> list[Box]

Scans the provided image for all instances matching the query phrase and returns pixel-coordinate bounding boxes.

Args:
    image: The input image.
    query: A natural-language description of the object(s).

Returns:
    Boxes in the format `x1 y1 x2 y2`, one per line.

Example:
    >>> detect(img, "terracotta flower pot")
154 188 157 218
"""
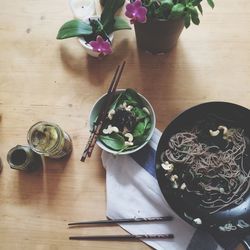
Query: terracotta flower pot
134 18 184 54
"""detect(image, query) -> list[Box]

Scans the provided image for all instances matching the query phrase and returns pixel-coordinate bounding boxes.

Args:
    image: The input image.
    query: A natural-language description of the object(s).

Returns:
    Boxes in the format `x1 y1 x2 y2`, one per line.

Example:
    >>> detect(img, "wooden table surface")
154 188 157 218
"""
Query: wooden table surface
0 0 249 249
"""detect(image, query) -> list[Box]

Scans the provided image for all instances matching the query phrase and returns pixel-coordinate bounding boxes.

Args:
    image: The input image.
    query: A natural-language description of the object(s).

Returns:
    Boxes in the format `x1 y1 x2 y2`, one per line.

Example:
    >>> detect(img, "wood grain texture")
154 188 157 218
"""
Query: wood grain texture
0 0 250 249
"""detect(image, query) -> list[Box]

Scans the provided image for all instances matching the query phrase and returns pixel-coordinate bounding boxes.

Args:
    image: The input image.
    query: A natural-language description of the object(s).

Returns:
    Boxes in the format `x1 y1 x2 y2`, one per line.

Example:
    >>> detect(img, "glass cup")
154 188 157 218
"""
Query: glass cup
27 121 72 159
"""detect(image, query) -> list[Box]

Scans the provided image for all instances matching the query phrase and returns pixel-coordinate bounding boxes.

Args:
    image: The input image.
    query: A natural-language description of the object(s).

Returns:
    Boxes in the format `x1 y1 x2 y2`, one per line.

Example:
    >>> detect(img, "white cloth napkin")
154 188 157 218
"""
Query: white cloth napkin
102 129 223 250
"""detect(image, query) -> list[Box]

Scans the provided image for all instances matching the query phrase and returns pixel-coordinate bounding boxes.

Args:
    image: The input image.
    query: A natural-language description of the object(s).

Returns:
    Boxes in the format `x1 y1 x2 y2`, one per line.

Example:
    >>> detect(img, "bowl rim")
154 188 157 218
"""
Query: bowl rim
89 88 156 155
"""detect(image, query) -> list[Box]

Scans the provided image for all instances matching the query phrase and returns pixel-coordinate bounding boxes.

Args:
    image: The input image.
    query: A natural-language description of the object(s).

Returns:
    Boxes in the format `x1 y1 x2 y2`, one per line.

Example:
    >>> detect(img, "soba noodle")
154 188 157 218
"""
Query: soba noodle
161 127 250 214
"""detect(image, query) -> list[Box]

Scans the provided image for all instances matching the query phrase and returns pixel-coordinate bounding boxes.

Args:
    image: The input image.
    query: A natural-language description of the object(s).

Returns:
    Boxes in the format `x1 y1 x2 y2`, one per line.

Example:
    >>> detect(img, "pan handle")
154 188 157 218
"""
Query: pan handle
242 235 250 250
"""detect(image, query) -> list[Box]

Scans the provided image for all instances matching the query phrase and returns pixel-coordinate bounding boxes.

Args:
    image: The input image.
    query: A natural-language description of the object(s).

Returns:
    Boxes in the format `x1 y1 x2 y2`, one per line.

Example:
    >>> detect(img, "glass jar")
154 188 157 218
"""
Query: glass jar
7 145 42 171
27 121 72 159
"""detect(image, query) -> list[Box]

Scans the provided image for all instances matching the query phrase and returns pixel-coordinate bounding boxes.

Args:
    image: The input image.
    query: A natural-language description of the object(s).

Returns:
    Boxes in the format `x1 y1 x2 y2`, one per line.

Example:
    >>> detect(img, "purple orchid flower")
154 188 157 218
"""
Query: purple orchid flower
89 35 112 56
125 0 147 24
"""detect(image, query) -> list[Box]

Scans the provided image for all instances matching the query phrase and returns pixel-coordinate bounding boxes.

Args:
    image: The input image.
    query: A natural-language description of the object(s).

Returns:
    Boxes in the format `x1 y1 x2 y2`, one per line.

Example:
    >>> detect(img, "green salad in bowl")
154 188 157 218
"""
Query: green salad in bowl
89 88 156 154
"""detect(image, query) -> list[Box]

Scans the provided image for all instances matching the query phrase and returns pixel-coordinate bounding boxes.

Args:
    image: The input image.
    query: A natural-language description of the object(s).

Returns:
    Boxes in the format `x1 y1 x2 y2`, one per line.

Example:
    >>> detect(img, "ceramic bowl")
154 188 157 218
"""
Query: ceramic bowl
89 89 156 155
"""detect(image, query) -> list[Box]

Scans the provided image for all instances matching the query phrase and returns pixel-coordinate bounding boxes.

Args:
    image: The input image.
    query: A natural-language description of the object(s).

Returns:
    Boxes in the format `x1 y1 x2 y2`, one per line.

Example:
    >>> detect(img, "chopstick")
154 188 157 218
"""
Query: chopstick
68 217 174 241
69 234 174 240
87 61 126 158
80 61 126 162
68 216 173 227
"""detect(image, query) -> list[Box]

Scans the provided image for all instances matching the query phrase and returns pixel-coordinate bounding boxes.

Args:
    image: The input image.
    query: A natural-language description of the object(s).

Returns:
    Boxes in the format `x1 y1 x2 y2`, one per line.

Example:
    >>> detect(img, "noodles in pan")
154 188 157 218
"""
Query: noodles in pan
160 125 250 214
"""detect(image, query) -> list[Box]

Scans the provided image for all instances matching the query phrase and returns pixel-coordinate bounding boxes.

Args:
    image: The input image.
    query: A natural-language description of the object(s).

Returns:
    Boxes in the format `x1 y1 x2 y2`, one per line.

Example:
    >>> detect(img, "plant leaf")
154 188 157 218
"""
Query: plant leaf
156 0 174 18
192 0 202 5
144 117 151 130
101 0 125 34
109 92 123 110
197 3 203 15
56 20 92 39
113 16 131 31
133 121 146 138
169 3 185 19
133 117 151 138
146 1 158 18
131 107 148 120
99 133 125 151
125 88 143 106
133 135 149 145
184 14 191 28
189 6 199 16
145 120 151 130
189 7 200 25
161 0 174 7
191 14 200 25
207 0 215 8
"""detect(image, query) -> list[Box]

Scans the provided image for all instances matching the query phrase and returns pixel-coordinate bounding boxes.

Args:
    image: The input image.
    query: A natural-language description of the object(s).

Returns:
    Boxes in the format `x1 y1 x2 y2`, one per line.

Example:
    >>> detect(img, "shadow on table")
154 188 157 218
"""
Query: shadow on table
59 43 86 75
59 39 131 86
130 40 197 130
85 39 131 86
17 154 71 204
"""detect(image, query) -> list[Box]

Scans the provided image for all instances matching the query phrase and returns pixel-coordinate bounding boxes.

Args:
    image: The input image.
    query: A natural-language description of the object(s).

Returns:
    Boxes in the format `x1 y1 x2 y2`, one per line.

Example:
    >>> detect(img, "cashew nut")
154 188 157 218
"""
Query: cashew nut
108 109 115 120
172 181 179 189
124 133 133 142
180 183 187 190
143 107 150 115
218 125 228 135
125 141 134 146
161 162 174 172
103 125 119 134
193 218 202 225
125 105 133 111
170 175 178 182
209 129 220 136
103 125 113 134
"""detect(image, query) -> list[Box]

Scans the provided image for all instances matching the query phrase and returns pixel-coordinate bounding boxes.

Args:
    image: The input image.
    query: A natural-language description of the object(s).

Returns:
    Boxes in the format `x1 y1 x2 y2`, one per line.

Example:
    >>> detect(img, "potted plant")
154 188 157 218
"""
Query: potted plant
125 0 215 54
57 0 131 57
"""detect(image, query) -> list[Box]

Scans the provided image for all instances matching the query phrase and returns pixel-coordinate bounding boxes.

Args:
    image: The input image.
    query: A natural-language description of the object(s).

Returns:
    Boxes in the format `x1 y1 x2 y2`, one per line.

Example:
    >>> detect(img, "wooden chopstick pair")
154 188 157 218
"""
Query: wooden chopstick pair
70 234 174 241
80 61 126 162
68 216 174 241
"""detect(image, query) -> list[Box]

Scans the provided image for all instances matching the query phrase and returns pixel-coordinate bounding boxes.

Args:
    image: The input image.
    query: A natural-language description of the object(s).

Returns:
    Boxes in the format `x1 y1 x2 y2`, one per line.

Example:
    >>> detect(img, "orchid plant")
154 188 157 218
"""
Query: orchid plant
57 0 130 56
125 0 215 28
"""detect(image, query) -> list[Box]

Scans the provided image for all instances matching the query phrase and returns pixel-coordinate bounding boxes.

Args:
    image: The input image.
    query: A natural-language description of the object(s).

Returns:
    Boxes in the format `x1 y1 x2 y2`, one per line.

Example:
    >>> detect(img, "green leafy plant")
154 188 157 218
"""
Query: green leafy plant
97 89 153 152
57 0 131 55
127 0 215 28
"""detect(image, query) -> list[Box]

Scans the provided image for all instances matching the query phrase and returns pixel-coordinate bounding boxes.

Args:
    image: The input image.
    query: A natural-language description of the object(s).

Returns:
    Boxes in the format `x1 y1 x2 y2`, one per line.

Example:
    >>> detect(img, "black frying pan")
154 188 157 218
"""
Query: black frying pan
155 102 250 249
